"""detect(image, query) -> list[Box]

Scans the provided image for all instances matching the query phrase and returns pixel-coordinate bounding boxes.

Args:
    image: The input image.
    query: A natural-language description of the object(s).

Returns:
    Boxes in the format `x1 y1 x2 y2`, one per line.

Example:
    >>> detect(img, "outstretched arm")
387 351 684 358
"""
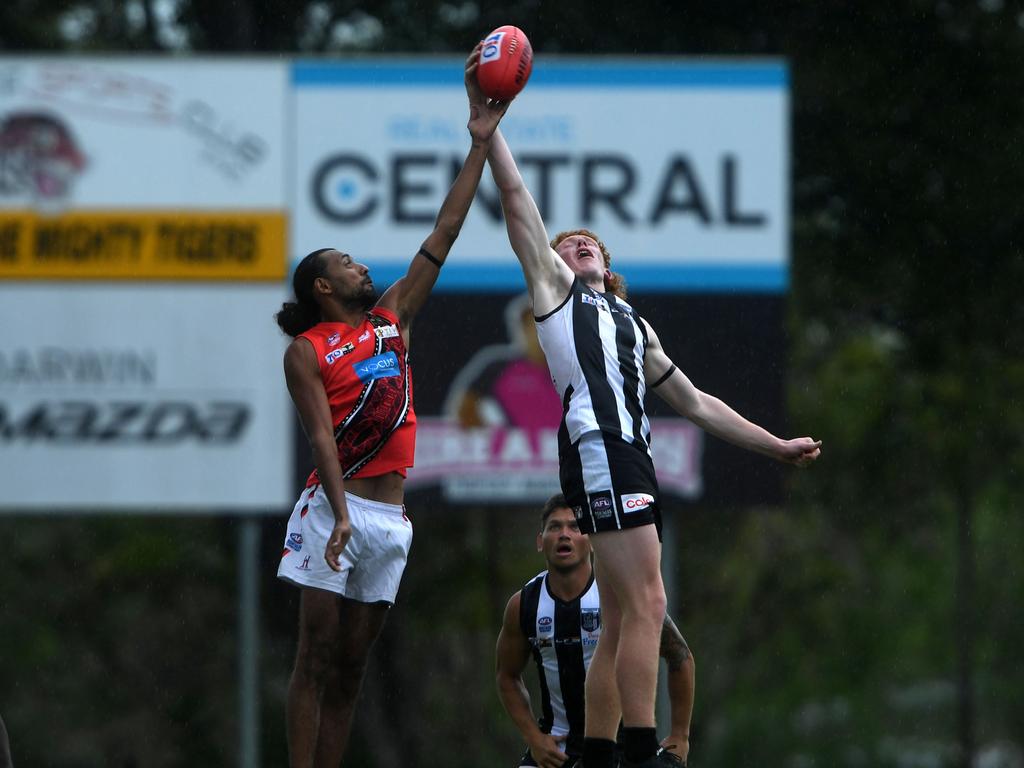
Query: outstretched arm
379 44 510 329
496 592 569 768
283 339 351 569
658 614 695 763
487 129 574 315
643 319 822 466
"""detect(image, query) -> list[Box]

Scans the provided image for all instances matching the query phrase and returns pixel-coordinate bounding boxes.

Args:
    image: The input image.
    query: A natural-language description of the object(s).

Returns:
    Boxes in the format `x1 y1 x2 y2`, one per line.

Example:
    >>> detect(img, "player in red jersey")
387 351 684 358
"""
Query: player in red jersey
274 46 510 768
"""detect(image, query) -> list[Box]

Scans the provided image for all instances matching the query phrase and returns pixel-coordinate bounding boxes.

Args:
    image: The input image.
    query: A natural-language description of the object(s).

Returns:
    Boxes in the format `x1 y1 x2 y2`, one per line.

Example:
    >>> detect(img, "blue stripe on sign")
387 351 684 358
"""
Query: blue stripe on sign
345 262 788 293
292 60 788 89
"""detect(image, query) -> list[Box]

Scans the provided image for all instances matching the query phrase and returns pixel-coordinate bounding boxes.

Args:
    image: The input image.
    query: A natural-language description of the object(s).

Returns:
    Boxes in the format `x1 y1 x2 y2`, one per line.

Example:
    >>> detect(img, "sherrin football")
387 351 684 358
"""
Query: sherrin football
477 26 533 101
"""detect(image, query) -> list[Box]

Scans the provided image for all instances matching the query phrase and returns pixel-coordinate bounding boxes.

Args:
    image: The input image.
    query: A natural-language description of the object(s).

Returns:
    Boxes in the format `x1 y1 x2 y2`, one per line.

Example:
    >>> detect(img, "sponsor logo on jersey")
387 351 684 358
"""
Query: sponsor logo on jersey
353 351 401 382
327 332 341 346
374 324 399 339
538 615 553 633
297 555 311 571
581 608 601 633
358 329 371 343
287 533 303 551
581 293 608 311
325 342 355 364
589 491 614 519
621 492 655 512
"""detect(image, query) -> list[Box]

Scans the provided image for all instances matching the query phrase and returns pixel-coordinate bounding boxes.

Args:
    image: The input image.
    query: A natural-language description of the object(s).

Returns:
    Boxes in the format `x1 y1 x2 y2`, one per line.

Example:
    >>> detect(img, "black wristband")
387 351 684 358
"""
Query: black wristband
649 364 677 389
417 248 442 268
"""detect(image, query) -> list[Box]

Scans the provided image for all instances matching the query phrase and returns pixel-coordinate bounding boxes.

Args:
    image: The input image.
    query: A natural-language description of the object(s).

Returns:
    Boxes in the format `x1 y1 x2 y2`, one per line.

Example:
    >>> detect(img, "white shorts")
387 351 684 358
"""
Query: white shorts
277 485 414 605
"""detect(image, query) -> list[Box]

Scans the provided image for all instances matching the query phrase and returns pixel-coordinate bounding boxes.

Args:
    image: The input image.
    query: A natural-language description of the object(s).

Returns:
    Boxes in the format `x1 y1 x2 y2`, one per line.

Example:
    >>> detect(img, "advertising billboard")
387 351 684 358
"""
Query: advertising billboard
292 58 788 291
291 59 790 504
0 59 291 511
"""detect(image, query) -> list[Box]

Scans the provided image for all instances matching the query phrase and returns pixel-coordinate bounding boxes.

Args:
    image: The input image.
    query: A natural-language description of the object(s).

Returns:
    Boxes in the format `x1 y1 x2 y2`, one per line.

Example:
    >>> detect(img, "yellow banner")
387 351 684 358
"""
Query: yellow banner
0 210 287 280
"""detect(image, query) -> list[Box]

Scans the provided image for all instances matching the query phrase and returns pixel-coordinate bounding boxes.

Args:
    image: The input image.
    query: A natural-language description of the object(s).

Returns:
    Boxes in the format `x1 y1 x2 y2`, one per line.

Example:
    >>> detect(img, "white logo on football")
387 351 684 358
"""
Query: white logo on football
481 31 504 62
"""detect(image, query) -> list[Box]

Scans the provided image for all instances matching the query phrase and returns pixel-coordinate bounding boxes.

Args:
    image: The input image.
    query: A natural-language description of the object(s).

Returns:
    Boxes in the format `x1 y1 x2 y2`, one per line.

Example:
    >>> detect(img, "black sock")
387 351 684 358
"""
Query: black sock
582 737 617 768
621 726 658 764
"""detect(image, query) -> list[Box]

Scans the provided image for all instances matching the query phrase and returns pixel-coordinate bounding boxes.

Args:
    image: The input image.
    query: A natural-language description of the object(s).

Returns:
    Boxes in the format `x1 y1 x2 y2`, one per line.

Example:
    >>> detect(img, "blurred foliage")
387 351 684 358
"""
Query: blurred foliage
2 1 1023 767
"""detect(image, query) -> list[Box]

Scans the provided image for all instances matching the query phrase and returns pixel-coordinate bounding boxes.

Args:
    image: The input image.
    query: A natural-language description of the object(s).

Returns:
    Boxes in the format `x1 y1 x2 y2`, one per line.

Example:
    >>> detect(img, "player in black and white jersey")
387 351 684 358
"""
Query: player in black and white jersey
485 128 821 768
496 495 694 768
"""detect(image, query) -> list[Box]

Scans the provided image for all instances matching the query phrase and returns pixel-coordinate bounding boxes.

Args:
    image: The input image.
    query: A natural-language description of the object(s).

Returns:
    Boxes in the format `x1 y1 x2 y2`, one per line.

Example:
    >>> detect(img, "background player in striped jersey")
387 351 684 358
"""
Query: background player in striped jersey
273 48 510 768
485 126 820 768
497 495 695 768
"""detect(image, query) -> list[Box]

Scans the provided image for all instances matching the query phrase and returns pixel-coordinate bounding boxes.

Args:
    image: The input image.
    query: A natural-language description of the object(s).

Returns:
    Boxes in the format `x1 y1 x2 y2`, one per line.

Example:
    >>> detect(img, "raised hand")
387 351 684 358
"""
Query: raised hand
465 42 511 144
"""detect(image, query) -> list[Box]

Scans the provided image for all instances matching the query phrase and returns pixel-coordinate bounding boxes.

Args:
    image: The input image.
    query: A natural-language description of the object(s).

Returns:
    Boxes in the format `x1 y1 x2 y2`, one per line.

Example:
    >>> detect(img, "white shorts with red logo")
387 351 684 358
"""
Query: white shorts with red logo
277 485 413 605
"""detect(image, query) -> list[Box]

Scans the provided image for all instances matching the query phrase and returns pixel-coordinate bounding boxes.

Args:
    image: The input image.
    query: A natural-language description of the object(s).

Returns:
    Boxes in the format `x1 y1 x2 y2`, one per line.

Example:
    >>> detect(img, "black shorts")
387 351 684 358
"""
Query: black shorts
560 431 663 539
517 747 579 768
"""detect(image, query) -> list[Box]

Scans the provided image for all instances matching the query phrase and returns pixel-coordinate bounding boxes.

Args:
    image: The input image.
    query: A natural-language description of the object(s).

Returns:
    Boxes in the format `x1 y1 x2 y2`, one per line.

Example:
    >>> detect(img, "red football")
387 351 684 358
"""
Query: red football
477 26 533 101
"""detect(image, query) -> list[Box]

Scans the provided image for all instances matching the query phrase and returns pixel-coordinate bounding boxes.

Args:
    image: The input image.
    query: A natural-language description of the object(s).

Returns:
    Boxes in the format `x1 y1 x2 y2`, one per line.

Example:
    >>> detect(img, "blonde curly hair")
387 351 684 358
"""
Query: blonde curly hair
549 228 627 299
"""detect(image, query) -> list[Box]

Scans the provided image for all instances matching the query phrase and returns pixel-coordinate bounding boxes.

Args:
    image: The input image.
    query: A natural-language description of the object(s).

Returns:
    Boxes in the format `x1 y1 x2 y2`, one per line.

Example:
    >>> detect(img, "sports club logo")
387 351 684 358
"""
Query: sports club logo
581 608 601 633
374 324 399 339
589 491 614 519
0 111 87 203
621 492 655 513
481 30 506 63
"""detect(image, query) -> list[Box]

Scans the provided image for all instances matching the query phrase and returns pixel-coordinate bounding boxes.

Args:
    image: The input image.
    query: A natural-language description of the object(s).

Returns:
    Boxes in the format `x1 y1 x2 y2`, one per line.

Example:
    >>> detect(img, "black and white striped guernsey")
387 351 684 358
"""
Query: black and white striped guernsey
535 278 652 457
519 570 602 750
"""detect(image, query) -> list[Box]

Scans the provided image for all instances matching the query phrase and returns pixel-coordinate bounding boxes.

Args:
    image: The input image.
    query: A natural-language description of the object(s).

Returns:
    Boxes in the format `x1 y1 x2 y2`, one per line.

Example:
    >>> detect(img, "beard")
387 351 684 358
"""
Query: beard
357 283 378 311
341 282 378 312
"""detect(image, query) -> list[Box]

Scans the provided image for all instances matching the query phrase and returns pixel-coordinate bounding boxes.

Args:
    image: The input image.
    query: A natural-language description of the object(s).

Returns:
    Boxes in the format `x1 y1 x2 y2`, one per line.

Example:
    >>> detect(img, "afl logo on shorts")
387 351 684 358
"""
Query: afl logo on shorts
590 492 614 519
288 533 303 551
621 493 655 513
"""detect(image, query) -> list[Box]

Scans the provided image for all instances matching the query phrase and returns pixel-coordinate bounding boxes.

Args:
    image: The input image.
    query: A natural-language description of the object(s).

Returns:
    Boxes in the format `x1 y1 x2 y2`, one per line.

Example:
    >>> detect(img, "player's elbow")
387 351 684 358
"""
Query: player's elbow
495 669 519 695
498 178 528 203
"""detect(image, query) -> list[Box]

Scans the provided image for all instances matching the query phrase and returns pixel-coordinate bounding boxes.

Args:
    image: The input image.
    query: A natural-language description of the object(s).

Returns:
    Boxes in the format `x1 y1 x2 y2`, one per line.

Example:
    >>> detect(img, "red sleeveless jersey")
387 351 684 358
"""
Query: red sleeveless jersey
298 307 416 484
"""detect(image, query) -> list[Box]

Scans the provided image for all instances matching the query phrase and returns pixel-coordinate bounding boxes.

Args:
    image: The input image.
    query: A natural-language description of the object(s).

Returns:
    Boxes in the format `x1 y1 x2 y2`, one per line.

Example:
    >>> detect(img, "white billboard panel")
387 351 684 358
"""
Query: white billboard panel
0 57 287 208
0 285 292 511
0 59 291 511
292 59 789 292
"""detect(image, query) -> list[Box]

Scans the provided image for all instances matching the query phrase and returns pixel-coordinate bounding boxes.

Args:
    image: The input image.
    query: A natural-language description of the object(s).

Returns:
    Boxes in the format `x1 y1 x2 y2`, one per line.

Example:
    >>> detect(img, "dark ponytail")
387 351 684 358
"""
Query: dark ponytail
276 248 332 337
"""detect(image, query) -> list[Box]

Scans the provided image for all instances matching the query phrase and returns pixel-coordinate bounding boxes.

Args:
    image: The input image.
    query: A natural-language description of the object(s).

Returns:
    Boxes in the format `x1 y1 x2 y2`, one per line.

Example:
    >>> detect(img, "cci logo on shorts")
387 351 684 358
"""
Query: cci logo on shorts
621 493 655 513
